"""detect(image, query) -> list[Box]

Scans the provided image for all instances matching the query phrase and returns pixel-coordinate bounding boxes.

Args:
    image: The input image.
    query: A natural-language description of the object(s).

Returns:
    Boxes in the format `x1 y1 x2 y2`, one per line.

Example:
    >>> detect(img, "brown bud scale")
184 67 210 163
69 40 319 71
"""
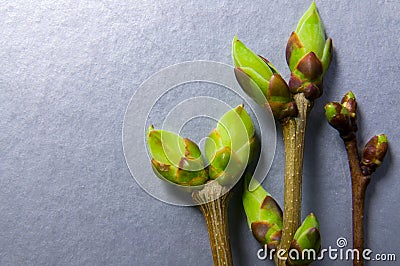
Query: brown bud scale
296 52 323 81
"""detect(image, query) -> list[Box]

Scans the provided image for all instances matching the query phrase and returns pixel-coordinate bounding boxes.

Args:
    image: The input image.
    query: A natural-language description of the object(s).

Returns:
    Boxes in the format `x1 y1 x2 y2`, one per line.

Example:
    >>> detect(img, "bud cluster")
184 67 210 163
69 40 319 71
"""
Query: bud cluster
232 2 332 123
147 105 257 188
325 91 389 176
325 91 357 140
286 2 333 100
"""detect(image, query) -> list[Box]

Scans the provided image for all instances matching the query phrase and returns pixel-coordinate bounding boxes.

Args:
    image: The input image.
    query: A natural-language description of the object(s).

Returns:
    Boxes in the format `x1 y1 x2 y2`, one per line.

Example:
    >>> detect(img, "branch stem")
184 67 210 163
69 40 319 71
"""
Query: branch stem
275 93 310 266
343 137 370 266
192 182 233 266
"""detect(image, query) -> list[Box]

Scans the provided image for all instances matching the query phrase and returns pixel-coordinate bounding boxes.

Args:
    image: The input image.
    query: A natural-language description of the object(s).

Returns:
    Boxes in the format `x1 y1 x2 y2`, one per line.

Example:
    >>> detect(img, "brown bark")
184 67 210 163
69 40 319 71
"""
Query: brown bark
344 138 370 266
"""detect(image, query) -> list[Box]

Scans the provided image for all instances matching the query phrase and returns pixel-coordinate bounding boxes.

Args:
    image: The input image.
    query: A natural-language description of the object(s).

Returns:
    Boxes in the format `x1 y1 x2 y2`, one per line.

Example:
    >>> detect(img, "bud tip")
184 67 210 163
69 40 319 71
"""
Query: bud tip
377 134 388 144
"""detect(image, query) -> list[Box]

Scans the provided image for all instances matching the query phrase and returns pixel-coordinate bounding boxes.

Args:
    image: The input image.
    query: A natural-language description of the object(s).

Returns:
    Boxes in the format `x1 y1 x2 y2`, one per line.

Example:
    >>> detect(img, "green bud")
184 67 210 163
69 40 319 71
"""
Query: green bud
242 174 282 249
216 104 254 151
324 102 354 139
361 134 389 175
289 213 321 265
286 1 333 100
232 36 298 121
296 1 326 60
147 126 208 186
205 105 257 185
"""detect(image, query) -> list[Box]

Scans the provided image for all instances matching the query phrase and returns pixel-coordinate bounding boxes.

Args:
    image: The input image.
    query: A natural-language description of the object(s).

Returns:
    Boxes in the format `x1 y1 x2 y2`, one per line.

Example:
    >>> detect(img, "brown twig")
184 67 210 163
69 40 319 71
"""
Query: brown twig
343 136 370 266
326 92 389 266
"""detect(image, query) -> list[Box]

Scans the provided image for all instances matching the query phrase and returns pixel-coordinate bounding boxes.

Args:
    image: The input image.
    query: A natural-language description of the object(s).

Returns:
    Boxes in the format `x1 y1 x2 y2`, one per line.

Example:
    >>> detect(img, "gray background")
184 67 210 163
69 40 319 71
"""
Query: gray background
1 0 399 265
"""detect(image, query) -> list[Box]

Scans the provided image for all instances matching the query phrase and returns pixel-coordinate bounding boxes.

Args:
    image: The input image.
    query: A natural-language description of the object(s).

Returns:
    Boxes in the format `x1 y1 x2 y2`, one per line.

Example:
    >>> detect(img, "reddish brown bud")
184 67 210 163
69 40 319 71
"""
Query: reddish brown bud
361 134 389 175
325 102 354 139
288 73 323 100
341 91 357 132
303 82 322 100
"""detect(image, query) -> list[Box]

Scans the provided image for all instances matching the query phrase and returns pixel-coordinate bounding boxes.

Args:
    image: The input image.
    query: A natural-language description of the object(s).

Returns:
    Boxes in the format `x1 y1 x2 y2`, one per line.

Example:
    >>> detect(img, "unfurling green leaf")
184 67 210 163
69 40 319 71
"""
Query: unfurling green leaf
232 35 274 79
232 36 298 121
295 1 326 59
205 105 257 185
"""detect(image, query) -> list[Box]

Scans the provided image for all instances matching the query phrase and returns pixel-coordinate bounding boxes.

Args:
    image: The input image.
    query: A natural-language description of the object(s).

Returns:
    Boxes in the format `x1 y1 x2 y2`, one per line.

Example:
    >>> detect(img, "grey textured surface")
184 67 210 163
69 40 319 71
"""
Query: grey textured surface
1 0 399 265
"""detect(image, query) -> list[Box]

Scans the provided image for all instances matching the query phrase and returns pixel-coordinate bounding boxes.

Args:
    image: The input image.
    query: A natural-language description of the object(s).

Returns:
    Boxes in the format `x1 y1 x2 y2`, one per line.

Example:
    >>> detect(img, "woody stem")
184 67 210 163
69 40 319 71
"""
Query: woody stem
343 137 370 266
275 93 311 266
192 181 233 266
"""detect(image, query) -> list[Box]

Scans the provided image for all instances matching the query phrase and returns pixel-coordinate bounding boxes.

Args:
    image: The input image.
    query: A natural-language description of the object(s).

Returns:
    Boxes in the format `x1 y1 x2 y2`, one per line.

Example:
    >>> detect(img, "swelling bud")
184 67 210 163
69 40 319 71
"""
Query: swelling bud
286 1 333 100
242 174 283 250
232 36 298 121
288 213 321 265
361 134 389 175
147 126 208 186
204 105 257 185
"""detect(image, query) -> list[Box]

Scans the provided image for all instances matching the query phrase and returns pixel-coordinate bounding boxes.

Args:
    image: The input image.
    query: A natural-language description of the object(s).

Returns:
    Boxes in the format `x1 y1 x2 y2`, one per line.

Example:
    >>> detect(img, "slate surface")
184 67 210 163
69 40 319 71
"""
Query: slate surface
1 0 399 265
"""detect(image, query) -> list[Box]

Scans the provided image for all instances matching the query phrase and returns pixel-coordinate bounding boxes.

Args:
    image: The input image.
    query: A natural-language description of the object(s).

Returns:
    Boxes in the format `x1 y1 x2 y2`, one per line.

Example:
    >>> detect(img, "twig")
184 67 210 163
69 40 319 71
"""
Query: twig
325 92 388 266
275 93 310 265
192 181 233 266
343 136 370 266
